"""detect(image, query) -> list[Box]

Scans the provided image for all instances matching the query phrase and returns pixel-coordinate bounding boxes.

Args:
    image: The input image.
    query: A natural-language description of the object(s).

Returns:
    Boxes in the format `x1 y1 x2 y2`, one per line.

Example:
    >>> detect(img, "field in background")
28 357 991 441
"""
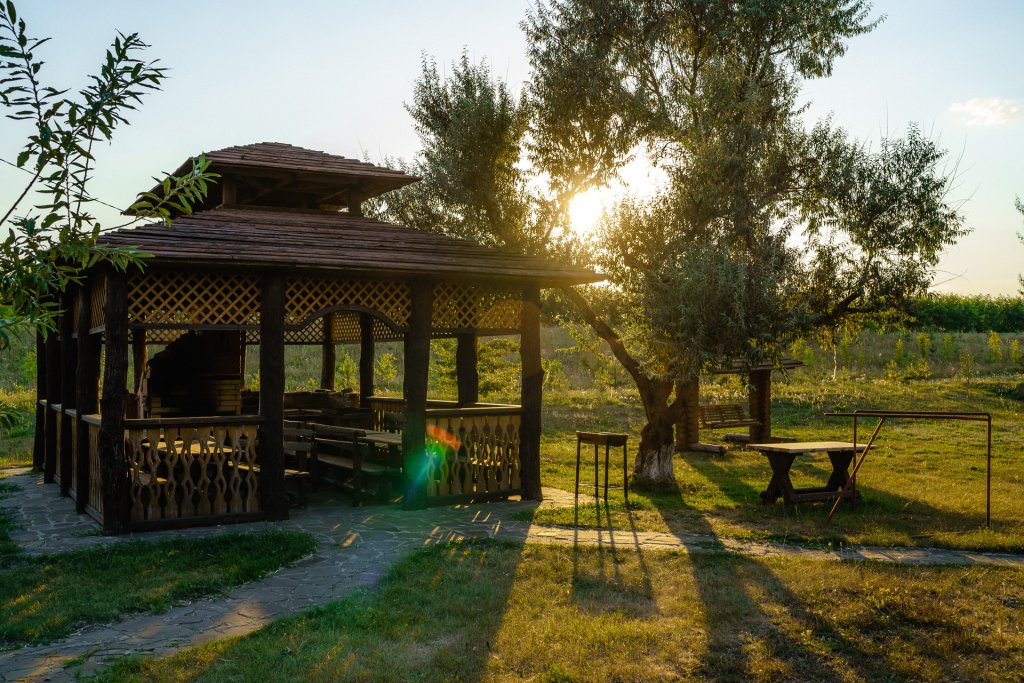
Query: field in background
1 324 1021 469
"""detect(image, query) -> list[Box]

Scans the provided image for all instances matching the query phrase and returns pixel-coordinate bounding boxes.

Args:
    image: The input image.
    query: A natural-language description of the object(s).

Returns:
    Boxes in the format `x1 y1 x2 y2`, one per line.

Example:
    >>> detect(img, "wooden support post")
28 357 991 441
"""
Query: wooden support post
749 368 772 442
402 281 433 510
76 280 101 514
98 270 130 534
259 274 289 520
32 330 45 471
674 379 700 449
320 313 336 390
132 329 147 394
455 332 479 406
519 284 543 500
359 313 375 404
43 322 60 484
58 287 77 496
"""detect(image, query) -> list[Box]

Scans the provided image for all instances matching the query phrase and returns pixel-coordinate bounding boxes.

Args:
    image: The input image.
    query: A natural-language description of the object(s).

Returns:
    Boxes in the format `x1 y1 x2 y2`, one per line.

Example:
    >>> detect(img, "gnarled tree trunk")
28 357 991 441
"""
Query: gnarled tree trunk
563 287 685 490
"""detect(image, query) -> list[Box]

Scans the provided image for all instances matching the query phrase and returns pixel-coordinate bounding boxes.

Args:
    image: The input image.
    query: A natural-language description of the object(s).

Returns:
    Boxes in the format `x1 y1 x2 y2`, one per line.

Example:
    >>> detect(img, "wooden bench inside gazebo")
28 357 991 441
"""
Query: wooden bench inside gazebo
32 142 598 534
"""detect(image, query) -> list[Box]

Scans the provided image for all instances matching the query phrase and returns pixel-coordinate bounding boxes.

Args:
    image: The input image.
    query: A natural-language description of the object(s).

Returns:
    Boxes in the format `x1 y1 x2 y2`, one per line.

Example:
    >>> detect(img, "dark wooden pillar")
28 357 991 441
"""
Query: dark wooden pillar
748 368 772 442
320 313 336 390
43 323 60 484
76 280 101 513
98 270 130 534
402 281 433 510
58 288 77 496
455 332 479 406
258 274 289 520
32 330 45 471
358 313 375 404
519 284 543 500
674 378 700 449
132 328 147 393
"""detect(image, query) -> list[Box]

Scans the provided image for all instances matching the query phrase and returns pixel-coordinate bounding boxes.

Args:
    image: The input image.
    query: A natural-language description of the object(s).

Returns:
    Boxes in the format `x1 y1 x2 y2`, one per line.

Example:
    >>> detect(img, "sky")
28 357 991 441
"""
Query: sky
1 0 1021 295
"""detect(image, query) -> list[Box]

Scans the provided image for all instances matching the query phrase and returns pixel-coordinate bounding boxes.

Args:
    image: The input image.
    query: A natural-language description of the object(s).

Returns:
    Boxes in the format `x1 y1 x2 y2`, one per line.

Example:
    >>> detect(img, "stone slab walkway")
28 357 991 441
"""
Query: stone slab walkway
2 467 1024 682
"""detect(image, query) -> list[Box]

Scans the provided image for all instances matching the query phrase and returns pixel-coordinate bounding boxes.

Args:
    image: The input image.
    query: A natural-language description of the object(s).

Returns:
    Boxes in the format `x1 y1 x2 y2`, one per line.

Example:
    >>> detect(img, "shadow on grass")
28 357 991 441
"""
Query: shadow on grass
95 539 526 683
570 498 654 616
649 482 882 680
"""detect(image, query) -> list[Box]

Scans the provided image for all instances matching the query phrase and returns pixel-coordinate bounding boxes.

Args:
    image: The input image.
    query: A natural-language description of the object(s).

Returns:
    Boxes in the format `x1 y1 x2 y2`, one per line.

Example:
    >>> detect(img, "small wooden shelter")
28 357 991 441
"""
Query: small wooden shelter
33 143 598 534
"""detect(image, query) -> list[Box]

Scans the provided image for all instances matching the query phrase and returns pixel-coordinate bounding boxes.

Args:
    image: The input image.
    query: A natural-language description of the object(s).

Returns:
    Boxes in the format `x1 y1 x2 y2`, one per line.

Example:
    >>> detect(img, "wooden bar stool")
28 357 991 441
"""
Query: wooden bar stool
575 431 629 502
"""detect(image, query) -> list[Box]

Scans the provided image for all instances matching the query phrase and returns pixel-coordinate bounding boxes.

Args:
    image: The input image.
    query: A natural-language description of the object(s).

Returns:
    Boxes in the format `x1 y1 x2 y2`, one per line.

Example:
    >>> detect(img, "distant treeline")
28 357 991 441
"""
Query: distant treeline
911 294 1024 333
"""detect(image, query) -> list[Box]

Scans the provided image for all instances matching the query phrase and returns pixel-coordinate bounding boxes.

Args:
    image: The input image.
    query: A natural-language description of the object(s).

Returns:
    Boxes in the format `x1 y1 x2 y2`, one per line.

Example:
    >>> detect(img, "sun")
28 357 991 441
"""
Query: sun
568 188 608 236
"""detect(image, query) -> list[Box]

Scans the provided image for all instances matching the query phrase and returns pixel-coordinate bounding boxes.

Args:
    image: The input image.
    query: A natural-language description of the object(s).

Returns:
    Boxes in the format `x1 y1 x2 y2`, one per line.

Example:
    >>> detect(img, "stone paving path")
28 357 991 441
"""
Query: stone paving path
3 467 1024 682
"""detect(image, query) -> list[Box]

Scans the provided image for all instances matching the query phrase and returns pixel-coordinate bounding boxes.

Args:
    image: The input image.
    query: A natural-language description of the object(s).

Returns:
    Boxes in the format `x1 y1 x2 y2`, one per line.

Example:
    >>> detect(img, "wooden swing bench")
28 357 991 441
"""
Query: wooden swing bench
698 404 760 431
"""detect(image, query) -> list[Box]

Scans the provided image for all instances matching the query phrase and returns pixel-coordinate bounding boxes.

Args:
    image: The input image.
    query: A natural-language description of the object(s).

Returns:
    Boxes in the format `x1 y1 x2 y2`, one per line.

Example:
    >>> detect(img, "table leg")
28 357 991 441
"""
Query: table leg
825 450 860 503
574 438 581 500
760 452 797 505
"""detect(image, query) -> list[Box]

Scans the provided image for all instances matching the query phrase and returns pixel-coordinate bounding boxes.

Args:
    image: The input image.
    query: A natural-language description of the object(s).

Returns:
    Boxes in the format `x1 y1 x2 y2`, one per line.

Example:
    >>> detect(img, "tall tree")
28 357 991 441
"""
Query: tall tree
380 1 967 489
526 0 967 487
0 2 214 347
369 51 579 259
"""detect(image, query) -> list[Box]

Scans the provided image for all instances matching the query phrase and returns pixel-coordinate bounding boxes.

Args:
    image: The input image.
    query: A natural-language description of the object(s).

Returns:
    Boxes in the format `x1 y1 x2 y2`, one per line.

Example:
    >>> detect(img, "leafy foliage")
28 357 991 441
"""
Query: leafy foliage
366 51 580 259
911 294 1024 332
523 0 967 484
0 1 215 346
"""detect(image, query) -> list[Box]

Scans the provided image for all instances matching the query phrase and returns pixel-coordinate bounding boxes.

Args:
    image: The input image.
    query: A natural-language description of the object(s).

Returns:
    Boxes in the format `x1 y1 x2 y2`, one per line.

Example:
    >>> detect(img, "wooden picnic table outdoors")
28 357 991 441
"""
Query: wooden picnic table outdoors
748 441 871 506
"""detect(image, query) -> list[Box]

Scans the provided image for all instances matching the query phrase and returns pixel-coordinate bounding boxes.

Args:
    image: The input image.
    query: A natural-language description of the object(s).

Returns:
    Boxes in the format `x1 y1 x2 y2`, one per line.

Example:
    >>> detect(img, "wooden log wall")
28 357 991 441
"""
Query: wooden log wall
99 270 131 534
33 331 45 470
359 312 374 403
402 280 433 510
43 329 60 483
258 274 289 520
320 313 336 390
58 288 77 496
456 333 479 405
76 280 101 514
748 368 772 442
518 284 543 500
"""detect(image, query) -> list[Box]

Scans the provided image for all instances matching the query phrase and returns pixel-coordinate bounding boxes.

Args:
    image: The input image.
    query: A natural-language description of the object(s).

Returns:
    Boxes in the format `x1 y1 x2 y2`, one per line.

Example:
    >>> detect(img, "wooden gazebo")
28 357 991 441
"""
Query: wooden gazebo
33 143 598 534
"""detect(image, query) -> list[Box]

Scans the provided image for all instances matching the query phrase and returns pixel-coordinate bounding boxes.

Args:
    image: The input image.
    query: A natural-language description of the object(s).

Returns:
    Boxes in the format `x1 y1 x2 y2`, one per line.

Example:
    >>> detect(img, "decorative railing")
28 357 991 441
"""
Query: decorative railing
424 407 522 499
79 414 262 526
363 397 523 500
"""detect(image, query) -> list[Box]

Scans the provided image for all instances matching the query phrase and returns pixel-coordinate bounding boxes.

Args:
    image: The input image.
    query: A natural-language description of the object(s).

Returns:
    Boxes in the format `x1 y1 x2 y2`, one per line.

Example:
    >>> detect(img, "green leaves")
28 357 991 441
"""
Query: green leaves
0 2 215 340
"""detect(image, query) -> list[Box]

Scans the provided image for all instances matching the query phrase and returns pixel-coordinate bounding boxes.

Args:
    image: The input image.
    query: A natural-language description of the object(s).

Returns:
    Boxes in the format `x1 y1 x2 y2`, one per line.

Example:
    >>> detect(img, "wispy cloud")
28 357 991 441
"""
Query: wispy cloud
949 98 1022 126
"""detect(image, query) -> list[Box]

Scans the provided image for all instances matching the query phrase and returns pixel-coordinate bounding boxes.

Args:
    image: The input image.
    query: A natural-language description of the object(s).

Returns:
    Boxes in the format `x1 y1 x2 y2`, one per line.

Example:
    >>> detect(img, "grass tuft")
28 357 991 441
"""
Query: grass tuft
0 530 317 646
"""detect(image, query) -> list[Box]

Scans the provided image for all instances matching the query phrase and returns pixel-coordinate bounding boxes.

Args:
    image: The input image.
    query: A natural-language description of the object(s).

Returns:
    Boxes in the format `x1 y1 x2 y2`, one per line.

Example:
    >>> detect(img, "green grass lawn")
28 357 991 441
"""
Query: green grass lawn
93 539 1024 682
527 375 1024 553
0 530 317 646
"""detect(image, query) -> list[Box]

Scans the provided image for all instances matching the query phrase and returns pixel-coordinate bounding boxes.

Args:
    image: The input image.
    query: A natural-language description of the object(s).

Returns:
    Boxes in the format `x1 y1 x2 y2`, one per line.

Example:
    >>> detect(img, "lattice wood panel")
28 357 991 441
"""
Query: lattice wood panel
126 421 261 523
432 282 521 332
128 272 260 326
425 412 522 498
281 311 403 345
286 277 410 329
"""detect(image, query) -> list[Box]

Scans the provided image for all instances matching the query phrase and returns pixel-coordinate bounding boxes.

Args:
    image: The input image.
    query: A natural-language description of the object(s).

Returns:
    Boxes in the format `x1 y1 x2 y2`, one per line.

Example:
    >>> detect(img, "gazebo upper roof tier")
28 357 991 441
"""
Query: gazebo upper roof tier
140 142 420 214
101 205 599 286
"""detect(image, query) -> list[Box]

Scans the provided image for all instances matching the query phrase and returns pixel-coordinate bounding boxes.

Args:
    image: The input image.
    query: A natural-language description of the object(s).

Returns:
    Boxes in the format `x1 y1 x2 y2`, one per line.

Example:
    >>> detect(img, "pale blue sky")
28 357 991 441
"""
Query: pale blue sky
2 1 1021 294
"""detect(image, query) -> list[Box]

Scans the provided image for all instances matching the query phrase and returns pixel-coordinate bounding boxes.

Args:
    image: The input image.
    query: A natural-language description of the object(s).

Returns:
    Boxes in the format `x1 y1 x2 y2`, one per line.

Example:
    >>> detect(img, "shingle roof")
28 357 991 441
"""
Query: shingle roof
101 206 599 286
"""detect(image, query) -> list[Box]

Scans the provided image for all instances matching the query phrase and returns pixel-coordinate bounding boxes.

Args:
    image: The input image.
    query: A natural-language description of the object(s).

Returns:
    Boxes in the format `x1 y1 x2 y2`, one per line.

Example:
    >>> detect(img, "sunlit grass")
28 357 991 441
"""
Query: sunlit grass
0 530 317 646
92 540 1024 682
529 374 1024 552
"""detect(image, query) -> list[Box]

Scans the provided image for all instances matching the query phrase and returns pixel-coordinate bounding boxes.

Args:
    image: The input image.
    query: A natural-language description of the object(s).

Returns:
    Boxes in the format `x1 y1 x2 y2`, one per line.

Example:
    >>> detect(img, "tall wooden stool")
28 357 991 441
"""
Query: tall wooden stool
575 431 629 502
